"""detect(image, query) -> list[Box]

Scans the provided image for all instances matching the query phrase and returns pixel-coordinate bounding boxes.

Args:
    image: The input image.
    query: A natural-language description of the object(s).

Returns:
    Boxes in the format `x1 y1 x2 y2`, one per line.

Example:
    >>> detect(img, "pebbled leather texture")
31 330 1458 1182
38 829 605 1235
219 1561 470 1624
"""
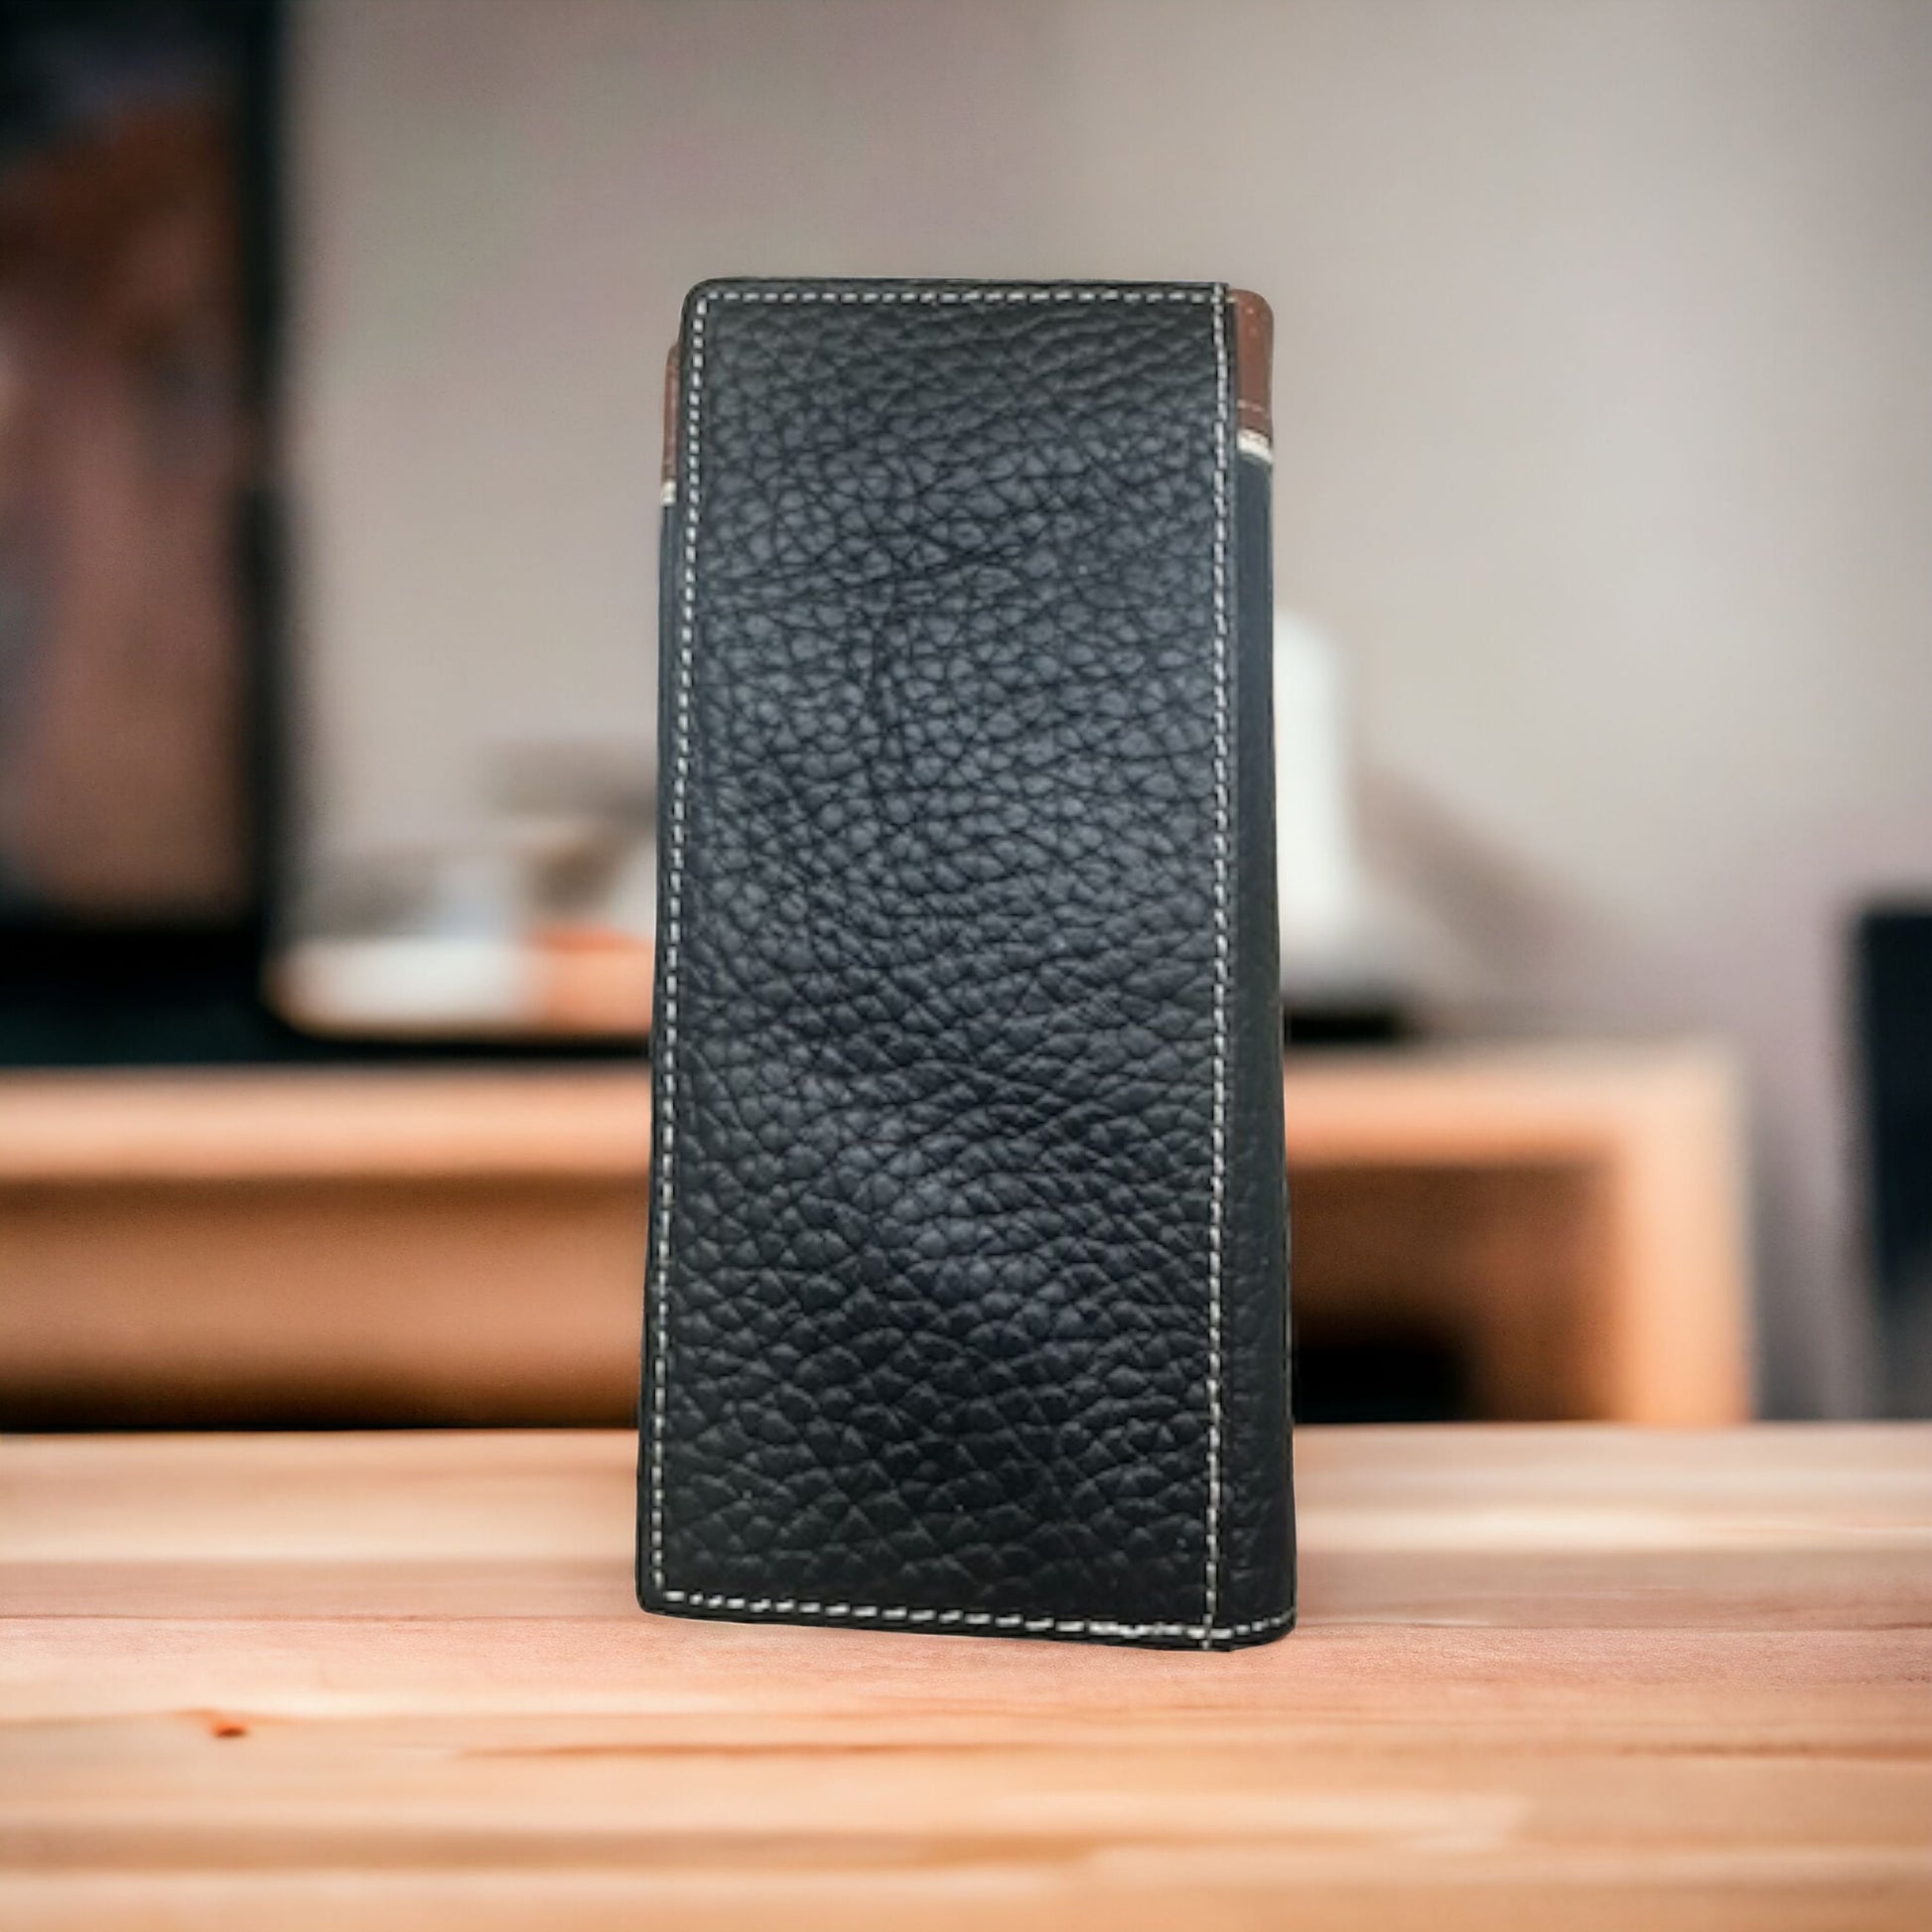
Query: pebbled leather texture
638 278 1293 1649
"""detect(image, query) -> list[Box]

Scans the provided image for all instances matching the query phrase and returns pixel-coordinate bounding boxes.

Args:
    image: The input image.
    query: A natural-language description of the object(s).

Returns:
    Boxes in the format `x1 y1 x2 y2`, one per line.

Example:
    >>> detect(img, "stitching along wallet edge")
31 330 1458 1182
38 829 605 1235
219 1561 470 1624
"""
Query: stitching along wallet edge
637 278 1293 1650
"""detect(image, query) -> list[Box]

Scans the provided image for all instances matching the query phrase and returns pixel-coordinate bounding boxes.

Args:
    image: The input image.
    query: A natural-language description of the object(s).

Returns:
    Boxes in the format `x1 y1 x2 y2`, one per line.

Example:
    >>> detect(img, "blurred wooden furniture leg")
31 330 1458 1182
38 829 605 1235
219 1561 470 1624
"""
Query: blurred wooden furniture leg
1283 1044 1750 1423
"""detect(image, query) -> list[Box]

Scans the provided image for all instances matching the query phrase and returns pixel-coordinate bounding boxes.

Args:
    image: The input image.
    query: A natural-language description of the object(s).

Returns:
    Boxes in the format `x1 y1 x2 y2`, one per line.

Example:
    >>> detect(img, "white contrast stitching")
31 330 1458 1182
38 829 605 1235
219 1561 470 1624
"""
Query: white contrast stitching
649 280 1249 1644
1204 286 1231 1649
659 1586 1292 1644
712 286 1205 307
646 286 712 1592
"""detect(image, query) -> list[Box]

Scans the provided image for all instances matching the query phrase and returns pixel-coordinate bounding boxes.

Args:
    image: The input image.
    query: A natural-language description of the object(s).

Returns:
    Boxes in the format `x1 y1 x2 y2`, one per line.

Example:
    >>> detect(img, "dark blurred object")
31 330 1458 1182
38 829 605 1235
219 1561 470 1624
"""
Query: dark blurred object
0 2 631 1069
1295 1322 1467 1424
1856 903 1932 1417
1285 995 1412 1049
0 0 283 1063
0 925 640 1067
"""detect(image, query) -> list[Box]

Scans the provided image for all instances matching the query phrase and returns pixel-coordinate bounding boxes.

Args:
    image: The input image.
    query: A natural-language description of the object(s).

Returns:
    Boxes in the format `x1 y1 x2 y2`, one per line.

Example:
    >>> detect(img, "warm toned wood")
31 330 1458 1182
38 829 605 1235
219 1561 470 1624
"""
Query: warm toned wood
0 1045 1725 1182
1283 1044 1751 1423
0 1181 646 1427
1 1426 1926 1930
0 1045 1748 1425
0 1067 652 1184
1290 1166 1604 1418
0 1067 654 1428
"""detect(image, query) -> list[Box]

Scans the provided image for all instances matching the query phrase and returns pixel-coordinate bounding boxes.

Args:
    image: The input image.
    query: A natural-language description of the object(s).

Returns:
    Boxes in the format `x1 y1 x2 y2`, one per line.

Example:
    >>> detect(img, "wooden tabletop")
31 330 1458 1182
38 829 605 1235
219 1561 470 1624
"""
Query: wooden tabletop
3 1426 1926 1929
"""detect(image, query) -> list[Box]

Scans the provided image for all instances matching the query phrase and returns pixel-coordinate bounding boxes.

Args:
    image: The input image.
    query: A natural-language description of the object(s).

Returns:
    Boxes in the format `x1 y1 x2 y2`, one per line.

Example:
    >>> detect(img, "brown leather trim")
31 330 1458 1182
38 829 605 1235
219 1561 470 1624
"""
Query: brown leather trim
662 345 680 490
1230 288 1273 450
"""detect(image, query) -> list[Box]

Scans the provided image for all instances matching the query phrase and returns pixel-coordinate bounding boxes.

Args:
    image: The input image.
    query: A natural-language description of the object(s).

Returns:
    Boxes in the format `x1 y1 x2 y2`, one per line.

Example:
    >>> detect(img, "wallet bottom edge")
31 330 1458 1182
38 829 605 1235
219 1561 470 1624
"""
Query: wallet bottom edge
634 1580 1298 1652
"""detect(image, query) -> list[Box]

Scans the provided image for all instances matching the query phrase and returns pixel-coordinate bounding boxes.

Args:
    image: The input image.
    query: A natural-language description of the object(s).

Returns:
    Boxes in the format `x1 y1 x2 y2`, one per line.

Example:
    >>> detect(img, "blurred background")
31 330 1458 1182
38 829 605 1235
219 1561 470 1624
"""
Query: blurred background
2 0 1928 1432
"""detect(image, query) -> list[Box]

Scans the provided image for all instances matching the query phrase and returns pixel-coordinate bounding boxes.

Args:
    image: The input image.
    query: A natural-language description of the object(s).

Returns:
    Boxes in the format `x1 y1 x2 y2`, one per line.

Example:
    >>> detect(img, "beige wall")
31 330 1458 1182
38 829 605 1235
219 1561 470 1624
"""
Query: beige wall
290 0 1932 1414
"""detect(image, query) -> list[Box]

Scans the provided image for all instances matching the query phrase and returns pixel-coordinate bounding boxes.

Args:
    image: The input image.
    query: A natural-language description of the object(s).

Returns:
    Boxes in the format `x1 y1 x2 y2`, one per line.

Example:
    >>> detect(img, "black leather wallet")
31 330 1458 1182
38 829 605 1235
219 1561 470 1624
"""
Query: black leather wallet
638 278 1292 1649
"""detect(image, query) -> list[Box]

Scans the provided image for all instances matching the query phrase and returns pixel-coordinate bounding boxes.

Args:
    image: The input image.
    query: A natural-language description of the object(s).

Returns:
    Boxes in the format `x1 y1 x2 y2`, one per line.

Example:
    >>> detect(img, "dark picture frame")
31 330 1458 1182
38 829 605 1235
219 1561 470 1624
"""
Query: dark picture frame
0 0 286 1063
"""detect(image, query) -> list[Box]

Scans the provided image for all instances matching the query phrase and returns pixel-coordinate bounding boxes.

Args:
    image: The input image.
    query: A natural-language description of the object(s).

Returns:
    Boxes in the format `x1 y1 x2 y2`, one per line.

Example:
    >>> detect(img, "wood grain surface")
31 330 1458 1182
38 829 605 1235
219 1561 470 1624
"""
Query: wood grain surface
2 1425 1926 1929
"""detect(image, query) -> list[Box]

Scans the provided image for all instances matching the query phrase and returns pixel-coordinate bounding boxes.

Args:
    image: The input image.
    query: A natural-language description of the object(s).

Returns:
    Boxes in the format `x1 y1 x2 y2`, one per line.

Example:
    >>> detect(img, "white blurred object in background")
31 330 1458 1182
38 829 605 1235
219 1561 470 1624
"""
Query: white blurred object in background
1272 612 1361 988
272 734 656 1040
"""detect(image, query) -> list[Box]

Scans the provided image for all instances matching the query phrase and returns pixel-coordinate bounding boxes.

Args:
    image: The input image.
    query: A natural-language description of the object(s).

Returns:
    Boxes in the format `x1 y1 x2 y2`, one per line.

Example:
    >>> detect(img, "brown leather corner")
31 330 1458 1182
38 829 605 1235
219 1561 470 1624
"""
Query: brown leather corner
1229 289 1273 449
662 345 681 490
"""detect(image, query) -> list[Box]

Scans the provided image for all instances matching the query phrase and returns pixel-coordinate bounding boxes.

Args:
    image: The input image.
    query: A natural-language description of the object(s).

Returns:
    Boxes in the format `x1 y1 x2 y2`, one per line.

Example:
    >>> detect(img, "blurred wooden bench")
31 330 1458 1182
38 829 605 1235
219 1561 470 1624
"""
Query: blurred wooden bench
0 1044 1748 1428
